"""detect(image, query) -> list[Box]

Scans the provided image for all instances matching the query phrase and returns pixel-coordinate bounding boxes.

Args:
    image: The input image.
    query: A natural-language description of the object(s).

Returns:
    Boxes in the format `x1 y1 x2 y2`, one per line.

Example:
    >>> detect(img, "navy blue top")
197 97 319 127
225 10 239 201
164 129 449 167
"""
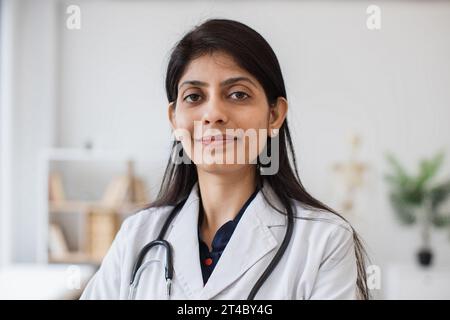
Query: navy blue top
198 188 260 285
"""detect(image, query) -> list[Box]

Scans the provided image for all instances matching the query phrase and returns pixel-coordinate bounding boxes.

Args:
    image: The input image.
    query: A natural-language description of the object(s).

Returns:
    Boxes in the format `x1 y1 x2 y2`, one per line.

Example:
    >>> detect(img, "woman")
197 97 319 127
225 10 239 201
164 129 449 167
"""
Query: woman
81 18 369 300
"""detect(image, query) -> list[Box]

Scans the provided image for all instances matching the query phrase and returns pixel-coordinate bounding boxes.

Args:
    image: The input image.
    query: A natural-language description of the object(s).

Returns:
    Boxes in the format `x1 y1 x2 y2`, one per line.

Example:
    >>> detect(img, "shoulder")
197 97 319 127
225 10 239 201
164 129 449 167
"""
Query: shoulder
291 199 353 234
288 199 355 257
261 183 352 236
288 200 357 272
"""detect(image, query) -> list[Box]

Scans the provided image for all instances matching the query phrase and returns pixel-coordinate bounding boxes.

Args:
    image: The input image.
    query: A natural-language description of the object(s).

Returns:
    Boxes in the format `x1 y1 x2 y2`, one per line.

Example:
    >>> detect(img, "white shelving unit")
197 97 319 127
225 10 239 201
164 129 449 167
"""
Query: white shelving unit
37 148 151 264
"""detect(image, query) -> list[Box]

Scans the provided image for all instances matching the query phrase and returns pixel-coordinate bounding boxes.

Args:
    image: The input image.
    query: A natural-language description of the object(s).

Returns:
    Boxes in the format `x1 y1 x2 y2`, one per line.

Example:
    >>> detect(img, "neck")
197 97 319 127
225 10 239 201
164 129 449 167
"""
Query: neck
197 165 257 238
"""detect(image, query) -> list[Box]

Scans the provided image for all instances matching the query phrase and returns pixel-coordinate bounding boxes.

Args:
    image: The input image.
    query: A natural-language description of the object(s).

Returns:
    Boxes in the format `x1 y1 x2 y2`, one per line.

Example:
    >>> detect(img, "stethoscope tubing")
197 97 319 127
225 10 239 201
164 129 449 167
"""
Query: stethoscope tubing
128 193 293 300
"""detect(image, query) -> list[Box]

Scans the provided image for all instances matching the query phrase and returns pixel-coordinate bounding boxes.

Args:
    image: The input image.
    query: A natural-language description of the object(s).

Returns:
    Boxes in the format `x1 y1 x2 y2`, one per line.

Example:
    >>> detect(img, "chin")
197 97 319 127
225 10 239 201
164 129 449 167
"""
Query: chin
196 162 251 175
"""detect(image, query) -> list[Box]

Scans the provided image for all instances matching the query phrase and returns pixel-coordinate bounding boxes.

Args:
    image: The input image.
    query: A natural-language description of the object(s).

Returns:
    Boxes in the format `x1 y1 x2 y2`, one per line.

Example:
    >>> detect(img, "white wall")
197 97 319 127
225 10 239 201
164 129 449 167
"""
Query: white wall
5 0 450 296
0 0 20 267
5 0 58 263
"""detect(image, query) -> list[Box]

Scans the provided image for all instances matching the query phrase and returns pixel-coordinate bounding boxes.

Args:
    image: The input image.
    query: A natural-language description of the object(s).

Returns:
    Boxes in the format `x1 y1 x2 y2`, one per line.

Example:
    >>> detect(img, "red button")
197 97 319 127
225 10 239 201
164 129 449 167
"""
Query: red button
204 258 213 266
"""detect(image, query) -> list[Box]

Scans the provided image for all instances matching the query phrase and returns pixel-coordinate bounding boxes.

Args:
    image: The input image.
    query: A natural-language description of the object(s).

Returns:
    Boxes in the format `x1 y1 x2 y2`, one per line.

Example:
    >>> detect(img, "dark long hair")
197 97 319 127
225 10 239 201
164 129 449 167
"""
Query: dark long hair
147 18 369 299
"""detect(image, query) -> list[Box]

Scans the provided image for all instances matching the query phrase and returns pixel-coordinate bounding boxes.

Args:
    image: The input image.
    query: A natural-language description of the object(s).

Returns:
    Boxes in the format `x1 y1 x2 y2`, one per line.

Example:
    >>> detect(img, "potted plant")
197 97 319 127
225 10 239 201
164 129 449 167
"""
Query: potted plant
384 151 450 267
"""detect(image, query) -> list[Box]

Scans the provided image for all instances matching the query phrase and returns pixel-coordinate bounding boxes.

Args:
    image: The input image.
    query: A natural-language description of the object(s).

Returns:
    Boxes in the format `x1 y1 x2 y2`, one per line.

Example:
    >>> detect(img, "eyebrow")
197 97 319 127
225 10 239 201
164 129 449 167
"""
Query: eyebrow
178 76 257 91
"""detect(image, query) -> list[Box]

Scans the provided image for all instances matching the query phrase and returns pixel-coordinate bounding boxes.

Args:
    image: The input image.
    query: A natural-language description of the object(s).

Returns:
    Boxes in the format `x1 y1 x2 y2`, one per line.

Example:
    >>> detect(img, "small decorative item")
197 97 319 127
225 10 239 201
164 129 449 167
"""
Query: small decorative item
49 172 66 203
332 134 368 214
384 151 450 267
48 223 70 258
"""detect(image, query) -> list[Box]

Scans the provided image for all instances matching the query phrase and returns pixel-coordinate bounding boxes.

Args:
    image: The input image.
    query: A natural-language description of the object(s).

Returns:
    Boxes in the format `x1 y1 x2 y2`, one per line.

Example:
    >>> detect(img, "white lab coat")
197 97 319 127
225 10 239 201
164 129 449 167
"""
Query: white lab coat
80 181 358 300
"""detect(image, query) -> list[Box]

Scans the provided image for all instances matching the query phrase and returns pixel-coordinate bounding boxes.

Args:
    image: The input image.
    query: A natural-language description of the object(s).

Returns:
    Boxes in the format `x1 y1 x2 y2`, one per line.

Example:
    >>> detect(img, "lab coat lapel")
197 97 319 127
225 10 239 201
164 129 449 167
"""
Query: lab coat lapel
166 183 204 299
199 183 287 300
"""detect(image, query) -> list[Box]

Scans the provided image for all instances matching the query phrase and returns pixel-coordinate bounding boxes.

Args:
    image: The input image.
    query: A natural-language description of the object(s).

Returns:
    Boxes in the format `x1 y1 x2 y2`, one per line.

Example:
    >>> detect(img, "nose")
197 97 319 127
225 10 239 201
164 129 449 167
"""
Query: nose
201 95 228 126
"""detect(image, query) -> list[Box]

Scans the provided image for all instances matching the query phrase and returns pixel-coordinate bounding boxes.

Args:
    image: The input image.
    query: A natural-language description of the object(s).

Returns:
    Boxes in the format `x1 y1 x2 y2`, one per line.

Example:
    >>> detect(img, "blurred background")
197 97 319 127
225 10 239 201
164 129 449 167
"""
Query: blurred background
1 0 450 299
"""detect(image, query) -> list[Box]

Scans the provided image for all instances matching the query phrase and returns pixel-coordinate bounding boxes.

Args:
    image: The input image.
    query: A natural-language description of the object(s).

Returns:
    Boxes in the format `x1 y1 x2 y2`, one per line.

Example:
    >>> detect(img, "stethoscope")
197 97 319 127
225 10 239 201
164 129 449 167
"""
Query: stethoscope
128 190 294 300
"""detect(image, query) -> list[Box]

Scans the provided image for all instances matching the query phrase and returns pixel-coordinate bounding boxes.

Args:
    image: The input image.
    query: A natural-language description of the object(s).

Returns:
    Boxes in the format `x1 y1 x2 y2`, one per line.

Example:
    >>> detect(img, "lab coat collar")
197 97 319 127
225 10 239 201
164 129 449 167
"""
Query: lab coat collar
166 180 287 299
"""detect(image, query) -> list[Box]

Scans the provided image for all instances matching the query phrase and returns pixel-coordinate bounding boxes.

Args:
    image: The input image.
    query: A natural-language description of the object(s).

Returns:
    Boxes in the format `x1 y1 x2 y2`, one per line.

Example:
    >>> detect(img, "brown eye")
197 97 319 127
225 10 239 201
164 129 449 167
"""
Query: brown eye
184 94 202 103
230 91 250 100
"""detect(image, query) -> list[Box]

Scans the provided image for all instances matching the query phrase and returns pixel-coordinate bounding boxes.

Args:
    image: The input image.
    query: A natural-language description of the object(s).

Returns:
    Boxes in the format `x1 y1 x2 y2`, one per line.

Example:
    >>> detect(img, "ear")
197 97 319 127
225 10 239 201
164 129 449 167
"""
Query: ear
168 101 176 131
268 97 288 137
168 101 182 141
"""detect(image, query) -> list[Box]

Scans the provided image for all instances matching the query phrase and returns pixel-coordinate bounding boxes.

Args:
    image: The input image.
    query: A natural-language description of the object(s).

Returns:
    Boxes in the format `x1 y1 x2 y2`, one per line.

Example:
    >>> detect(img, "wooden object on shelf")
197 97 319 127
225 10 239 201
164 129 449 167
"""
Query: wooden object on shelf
126 160 149 205
48 223 69 258
86 160 149 261
101 176 130 208
49 172 66 202
100 160 149 208
86 209 120 262
49 200 91 214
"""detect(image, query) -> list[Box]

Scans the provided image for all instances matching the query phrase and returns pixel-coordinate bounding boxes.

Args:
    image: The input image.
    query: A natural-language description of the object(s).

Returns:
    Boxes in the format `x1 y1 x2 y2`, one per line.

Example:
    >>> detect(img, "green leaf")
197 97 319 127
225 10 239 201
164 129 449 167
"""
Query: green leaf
389 193 416 225
429 180 450 210
385 150 449 228
431 212 450 228
416 152 445 190
385 153 411 189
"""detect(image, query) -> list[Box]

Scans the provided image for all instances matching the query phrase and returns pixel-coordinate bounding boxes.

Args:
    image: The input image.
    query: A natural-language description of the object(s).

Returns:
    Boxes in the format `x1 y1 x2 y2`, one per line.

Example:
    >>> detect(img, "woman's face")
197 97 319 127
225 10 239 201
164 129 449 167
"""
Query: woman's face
168 51 287 175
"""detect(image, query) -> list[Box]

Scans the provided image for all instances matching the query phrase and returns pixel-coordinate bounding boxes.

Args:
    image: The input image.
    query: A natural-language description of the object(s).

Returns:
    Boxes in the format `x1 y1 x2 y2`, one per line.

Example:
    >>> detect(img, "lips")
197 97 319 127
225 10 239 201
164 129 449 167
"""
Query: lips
197 134 238 146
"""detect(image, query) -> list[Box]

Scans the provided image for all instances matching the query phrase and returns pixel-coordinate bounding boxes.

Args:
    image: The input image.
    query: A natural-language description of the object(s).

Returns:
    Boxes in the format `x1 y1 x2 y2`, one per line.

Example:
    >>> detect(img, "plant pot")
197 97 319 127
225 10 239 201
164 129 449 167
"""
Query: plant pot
415 200 434 267
417 247 433 267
